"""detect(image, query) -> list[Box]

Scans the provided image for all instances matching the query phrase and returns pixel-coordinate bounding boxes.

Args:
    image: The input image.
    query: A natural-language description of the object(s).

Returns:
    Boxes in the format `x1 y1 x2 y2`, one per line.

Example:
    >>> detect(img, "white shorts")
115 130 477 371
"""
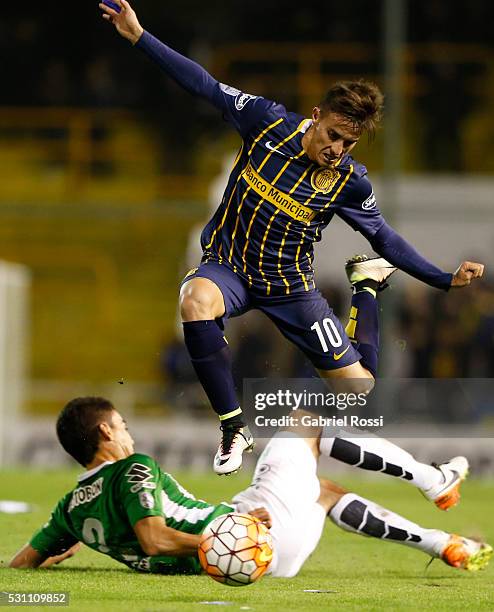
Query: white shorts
232 432 326 577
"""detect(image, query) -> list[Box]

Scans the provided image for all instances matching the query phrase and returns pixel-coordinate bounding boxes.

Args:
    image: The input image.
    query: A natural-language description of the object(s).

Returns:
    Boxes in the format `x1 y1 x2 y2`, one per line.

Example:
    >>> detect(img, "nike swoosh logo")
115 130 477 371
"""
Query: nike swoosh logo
334 346 351 361
265 141 296 159
258 548 273 564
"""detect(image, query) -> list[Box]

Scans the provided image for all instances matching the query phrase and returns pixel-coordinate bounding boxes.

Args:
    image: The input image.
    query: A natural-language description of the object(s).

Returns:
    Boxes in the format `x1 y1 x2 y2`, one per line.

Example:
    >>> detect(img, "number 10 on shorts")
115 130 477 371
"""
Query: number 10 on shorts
311 318 343 352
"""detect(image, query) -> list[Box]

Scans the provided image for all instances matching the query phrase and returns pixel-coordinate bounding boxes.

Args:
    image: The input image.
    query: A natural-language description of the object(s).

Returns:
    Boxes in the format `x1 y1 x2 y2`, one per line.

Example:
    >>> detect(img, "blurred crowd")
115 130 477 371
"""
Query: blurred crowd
397 278 494 378
2 1 494 172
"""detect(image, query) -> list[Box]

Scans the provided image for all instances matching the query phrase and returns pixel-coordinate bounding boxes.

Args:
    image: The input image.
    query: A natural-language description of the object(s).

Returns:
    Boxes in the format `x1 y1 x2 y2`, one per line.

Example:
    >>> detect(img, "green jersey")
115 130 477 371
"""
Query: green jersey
30 453 233 574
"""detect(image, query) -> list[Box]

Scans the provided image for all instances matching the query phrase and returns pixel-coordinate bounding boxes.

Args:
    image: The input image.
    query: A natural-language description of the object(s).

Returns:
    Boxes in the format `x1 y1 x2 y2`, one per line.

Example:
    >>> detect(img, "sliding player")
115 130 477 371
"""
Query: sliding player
10 398 492 575
100 1 484 474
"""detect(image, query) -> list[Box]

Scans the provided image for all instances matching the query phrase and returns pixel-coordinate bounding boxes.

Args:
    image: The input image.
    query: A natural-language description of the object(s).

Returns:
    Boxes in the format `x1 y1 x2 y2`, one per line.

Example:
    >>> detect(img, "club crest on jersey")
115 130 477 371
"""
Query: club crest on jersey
219 83 257 110
311 168 339 194
126 463 156 493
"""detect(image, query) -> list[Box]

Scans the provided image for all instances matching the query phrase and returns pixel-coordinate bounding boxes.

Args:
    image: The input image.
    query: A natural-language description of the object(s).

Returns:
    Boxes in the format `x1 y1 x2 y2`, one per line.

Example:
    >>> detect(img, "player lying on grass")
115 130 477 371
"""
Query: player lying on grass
99 0 485 475
10 398 492 576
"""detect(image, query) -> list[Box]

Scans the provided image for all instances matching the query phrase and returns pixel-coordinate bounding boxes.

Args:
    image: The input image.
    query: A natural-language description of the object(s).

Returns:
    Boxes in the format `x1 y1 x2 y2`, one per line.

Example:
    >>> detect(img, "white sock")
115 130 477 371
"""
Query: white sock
329 493 449 558
319 428 443 492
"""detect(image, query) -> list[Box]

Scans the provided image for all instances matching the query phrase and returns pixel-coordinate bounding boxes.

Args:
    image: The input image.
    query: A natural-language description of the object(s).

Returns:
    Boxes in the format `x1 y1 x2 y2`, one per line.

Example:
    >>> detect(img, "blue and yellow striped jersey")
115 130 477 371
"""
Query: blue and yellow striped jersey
201 88 384 295
136 31 453 292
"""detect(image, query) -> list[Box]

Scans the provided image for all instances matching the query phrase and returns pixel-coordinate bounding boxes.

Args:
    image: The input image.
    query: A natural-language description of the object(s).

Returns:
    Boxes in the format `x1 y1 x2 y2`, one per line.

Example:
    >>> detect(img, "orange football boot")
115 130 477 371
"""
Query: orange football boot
441 535 492 571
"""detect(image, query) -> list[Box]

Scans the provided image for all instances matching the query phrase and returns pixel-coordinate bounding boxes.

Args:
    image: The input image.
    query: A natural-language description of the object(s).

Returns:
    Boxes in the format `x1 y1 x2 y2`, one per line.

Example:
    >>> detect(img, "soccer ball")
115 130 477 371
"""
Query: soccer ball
198 512 273 586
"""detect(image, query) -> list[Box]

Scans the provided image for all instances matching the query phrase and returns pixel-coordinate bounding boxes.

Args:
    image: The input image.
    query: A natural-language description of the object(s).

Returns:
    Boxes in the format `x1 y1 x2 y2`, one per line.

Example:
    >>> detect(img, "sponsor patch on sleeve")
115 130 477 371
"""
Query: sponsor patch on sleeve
362 191 376 210
220 83 242 96
126 463 156 493
220 84 258 110
139 491 155 510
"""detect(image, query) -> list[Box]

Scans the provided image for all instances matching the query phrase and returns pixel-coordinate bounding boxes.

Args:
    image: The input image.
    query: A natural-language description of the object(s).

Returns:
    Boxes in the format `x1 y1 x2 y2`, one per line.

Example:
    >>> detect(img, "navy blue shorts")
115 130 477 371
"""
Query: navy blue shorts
181 261 360 371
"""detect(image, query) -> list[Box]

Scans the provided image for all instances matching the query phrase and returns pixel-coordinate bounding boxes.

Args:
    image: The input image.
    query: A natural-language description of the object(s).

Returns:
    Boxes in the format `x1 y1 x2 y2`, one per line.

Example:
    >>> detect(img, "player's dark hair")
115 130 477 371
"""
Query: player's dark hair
319 80 384 140
56 397 115 466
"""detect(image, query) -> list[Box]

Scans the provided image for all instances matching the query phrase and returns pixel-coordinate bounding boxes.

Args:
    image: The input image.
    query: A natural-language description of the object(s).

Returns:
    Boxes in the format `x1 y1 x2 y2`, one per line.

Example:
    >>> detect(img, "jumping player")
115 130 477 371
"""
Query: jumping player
10 398 492 576
100 1 485 474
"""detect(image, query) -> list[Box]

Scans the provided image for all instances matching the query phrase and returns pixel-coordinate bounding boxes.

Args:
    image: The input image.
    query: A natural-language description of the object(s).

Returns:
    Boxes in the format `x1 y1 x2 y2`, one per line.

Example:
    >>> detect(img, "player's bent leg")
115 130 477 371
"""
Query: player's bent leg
317 360 375 396
317 478 348 513
308 279 467 511
343 254 397 378
276 409 322 460
283 409 444 503
257 290 366 383
259 284 467 510
328 490 492 571
179 269 253 475
316 364 470 510
232 432 325 577
318 426 469 510
268 501 327 578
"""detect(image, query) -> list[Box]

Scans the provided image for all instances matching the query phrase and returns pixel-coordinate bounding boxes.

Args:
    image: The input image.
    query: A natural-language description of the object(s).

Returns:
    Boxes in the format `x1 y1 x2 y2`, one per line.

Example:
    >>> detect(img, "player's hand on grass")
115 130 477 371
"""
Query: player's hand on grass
99 0 144 45
39 542 81 568
248 507 272 529
451 261 485 288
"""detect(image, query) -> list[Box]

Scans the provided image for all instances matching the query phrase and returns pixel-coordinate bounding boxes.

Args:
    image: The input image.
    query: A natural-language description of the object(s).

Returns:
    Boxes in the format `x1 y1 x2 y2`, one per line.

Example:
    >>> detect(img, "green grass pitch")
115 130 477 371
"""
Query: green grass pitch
1 469 493 611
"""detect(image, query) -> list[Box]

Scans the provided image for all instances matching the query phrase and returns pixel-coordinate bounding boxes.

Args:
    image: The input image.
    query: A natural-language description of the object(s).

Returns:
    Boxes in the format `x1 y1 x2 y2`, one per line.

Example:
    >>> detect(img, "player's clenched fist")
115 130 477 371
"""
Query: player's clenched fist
451 261 485 288
99 0 144 45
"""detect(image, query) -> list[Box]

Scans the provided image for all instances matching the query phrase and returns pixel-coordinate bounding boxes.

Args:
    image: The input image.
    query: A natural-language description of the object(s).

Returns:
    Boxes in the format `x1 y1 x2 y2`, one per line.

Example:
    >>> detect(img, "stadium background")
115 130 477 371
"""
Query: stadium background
0 0 493 470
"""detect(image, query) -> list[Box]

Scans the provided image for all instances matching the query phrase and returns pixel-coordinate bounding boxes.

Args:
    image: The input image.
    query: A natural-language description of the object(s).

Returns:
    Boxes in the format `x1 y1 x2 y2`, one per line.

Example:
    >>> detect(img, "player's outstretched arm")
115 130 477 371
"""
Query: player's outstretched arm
450 261 485 288
9 543 46 569
338 179 485 291
134 516 201 557
370 223 485 290
9 542 81 569
38 543 81 568
99 0 273 135
338 183 455 291
369 222 454 290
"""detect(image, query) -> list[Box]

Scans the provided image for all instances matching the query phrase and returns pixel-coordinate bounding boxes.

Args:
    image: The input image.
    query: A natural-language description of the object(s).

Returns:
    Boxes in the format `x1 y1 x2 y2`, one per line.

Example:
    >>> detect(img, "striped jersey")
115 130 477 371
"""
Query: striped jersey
136 31 452 293
30 453 233 574
201 85 385 295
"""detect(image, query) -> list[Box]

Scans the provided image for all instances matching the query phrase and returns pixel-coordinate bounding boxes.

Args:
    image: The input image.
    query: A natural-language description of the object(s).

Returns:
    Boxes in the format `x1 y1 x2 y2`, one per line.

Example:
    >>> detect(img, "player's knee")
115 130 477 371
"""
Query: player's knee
318 478 348 511
345 364 375 396
350 374 375 397
319 478 348 497
328 373 375 398
179 289 212 321
320 360 375 397
180 280 223 321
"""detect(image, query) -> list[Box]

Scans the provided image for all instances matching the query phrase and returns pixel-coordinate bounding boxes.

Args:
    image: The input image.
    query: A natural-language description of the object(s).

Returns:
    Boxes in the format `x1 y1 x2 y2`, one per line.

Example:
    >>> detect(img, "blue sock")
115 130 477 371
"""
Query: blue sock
183 320 244 427
345 286 379 377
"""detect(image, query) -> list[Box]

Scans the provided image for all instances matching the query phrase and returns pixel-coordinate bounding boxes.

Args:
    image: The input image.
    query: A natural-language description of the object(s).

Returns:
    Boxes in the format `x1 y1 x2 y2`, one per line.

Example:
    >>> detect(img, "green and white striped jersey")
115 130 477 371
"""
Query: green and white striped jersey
30 453 233 574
